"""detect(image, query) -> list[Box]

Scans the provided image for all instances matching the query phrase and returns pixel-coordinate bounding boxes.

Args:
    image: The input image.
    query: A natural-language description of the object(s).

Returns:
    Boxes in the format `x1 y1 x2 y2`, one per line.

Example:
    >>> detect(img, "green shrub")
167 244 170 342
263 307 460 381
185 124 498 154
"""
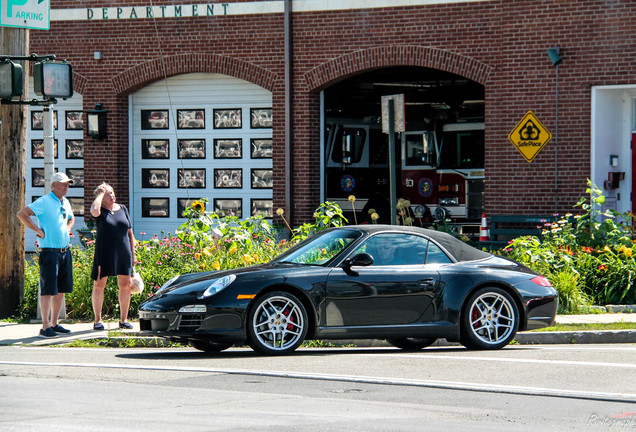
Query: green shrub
501 180 635 311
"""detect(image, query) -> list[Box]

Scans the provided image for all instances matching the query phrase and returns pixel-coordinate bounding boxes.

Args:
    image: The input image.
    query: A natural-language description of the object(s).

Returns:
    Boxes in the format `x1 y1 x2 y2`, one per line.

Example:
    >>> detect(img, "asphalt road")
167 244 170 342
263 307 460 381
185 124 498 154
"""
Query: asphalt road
1 344 635 431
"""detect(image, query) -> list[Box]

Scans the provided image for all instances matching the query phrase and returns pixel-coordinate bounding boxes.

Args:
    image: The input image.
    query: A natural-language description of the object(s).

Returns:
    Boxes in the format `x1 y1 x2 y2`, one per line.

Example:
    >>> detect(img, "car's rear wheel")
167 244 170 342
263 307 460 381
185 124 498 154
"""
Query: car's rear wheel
189 340 233 353
460 287 519 350
247 291 308 355
386 337 437 351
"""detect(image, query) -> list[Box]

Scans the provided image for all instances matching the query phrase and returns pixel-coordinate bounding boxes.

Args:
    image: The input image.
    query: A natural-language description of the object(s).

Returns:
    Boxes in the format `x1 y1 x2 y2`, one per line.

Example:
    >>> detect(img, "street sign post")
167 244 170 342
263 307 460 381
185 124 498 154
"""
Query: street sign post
1 0 50 30
381 94 405 225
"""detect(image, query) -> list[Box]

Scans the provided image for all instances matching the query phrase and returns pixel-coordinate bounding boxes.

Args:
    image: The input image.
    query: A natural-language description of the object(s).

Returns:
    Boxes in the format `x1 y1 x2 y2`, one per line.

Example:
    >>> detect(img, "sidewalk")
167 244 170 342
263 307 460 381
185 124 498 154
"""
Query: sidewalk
0 321 142 347
1 315 635 347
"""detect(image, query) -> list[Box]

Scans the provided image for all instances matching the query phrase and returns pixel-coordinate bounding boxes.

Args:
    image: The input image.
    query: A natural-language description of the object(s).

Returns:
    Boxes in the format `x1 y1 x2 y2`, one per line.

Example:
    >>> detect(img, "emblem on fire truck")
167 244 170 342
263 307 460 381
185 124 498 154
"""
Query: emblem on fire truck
340 175 355 192
418 178 433 197
508 111 552 163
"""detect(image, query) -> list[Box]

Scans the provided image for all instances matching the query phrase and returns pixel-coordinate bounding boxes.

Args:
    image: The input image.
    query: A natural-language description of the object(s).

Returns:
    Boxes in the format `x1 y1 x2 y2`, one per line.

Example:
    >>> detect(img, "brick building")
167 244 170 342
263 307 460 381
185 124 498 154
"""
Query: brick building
22 0 635 248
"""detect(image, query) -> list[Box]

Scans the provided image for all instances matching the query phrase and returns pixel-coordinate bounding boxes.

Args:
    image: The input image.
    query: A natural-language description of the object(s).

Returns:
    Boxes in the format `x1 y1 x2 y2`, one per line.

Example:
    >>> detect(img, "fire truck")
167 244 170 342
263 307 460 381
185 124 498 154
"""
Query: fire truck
325 119 485 235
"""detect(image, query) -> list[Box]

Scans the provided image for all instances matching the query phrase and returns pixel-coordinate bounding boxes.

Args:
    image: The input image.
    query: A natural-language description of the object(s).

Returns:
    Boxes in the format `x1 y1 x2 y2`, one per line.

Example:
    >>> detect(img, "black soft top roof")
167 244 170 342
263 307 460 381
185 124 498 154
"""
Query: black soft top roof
352 224 492 262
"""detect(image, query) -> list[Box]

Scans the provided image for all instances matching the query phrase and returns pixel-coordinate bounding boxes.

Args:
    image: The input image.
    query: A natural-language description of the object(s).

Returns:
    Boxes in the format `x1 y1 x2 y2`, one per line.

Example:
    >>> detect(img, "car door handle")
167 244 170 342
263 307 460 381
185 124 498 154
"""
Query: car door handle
418 278 436 287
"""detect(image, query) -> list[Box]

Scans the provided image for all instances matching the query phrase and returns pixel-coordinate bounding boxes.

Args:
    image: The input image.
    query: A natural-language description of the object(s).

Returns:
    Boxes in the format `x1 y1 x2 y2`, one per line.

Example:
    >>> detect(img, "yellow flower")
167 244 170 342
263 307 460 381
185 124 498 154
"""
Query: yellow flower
348 195 356 202
603 246 612 253
200 263 206 269
191 200 205 212
371 212 379 221
243 254 254 264
202 248 212 256
212 261 221 271
194 252 201 260
276 208 285 216
228 245 238 254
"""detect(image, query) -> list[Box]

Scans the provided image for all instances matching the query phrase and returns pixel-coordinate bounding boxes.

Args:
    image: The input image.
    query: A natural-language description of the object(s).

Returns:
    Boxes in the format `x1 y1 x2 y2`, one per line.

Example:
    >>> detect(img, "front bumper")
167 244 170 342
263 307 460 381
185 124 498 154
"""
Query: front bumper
138 309 245 342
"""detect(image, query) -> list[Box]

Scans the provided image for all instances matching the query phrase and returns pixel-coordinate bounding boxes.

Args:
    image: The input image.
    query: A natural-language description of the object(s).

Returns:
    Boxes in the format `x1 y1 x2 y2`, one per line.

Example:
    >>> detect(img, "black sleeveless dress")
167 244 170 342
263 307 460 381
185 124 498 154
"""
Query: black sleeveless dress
91 205 133 280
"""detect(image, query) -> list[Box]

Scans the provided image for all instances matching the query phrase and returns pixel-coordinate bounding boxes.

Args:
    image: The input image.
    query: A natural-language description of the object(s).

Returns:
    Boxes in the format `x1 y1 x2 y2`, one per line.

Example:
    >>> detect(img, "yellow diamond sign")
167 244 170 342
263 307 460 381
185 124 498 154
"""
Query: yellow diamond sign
508 111 552 163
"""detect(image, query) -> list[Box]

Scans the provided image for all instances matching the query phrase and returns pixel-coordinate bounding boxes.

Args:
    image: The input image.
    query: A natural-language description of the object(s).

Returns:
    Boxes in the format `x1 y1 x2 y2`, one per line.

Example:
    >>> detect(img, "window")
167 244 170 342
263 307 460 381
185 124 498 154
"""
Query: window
351 233 429 266
426 243 452 264
331 127 366 164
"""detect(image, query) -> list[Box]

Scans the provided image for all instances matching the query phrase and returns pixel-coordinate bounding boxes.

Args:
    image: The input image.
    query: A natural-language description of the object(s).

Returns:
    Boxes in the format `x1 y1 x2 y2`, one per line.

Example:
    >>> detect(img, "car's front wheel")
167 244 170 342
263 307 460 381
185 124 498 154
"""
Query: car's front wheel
460 287 519 350
386 337 437 351
247 291 308 355
189 340 233 353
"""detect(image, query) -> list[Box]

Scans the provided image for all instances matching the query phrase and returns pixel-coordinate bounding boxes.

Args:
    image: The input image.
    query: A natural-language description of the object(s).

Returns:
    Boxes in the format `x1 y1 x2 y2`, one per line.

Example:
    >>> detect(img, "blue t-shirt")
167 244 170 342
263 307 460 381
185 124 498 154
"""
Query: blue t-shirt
28 192 73 248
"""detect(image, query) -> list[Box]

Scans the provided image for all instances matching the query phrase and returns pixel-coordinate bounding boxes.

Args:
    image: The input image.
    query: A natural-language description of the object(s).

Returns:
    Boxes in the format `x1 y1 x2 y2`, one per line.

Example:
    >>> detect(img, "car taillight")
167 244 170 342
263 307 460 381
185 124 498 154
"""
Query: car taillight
531 276 552 287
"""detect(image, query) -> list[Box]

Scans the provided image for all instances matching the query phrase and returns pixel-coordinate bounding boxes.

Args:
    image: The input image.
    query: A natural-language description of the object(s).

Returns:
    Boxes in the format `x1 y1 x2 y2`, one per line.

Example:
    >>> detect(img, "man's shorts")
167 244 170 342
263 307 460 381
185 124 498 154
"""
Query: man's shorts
39 248 73 296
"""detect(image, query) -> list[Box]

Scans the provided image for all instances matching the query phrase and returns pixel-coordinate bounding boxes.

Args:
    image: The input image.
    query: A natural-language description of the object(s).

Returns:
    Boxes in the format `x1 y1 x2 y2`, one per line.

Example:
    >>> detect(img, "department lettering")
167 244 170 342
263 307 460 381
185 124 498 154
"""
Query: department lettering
86 3 229 20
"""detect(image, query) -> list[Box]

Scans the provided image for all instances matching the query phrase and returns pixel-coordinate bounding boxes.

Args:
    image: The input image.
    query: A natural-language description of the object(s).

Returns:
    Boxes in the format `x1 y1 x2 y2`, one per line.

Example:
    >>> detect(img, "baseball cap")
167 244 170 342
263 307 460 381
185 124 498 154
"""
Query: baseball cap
51 172 73 184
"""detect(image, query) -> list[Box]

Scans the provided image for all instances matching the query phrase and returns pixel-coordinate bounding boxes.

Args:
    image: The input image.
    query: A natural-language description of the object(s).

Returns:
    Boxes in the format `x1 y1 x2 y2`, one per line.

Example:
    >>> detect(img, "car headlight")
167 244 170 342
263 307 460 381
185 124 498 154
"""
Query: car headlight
199 274 236 299
156 275 180 295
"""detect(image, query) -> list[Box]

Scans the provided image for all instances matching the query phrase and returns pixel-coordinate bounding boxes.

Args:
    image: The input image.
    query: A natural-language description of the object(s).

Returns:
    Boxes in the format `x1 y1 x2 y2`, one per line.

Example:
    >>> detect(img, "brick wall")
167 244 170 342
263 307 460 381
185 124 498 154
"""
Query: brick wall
31 0 636 223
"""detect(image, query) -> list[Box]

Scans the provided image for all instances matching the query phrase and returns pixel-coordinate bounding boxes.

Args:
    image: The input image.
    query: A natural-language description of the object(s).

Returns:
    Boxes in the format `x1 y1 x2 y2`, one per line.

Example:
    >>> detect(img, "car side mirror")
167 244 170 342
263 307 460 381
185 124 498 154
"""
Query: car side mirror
344 252 374 269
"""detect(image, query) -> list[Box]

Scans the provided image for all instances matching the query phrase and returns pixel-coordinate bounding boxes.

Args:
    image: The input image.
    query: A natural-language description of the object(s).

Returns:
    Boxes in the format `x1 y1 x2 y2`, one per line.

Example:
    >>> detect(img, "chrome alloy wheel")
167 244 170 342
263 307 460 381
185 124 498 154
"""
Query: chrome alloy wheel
468 291 515 345
251 294 306 353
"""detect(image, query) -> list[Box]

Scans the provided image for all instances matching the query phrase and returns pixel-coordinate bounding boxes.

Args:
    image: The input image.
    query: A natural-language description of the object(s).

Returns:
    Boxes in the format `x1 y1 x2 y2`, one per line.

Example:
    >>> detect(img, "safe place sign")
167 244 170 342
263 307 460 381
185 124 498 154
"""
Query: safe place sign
508 111 552 163
1 0 50 30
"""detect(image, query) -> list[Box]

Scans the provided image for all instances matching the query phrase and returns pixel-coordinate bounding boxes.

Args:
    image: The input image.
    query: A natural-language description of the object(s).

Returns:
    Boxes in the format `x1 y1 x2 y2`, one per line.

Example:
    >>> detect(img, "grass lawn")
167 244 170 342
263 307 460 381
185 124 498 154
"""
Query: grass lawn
530 322 636 332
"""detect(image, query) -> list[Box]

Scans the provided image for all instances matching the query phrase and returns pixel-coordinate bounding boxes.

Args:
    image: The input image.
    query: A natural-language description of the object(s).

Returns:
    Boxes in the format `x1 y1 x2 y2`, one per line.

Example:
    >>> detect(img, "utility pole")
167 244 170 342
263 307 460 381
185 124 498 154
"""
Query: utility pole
0 26 29 318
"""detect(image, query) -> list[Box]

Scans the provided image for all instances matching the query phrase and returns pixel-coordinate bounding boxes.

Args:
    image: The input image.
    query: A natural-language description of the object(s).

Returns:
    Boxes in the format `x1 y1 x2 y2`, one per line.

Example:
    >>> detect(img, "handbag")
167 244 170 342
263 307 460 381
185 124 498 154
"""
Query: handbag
131 268 144 294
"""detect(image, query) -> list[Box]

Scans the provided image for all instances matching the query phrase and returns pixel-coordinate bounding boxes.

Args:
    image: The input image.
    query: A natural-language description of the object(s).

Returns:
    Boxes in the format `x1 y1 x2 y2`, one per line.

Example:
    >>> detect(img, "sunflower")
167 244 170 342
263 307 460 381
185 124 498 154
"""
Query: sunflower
191 200 206 213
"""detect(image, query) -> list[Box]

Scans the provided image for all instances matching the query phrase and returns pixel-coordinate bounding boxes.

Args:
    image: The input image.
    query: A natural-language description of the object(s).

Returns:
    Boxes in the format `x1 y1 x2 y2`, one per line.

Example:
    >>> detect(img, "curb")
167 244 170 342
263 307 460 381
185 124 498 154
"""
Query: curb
75 330 636 348
514 330 636 345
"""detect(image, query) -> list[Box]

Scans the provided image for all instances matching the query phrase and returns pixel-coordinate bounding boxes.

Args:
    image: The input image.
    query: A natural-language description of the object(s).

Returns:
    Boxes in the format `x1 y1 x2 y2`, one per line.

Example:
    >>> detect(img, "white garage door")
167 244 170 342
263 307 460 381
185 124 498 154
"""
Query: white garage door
130 73 273 239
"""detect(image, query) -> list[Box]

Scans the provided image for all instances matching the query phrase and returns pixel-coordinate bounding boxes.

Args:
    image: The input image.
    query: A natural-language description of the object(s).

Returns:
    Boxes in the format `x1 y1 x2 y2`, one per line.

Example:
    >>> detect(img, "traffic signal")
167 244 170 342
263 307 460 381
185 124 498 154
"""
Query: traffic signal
0 60 24 99
33 61 73 99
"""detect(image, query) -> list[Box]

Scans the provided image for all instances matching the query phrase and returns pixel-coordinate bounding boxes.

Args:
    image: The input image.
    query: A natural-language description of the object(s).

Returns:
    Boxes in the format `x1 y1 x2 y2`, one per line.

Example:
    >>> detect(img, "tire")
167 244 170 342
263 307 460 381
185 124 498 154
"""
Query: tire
247 291 308 355
460 287 519 350
386 337 437 351
190 340 233 353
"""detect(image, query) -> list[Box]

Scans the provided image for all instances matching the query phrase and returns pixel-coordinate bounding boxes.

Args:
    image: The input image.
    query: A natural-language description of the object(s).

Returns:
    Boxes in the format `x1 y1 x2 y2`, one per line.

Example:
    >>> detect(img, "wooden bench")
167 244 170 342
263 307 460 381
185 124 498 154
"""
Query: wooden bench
478 214 558 250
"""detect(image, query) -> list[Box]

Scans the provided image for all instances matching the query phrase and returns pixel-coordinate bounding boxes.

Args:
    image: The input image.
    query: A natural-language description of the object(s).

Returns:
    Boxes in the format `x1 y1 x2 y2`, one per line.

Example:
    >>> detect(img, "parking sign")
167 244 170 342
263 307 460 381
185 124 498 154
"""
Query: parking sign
1 0 50 30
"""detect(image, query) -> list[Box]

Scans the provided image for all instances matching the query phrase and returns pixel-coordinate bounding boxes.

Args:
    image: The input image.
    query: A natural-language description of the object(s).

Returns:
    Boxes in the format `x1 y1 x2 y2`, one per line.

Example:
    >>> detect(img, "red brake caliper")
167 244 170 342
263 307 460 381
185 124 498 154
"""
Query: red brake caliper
284 307 295 330
471 307 480 329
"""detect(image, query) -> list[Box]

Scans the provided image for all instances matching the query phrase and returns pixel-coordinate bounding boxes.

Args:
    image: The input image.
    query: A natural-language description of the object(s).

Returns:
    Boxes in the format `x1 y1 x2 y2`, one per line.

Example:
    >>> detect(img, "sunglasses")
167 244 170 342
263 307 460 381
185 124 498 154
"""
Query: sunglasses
61 207 67 219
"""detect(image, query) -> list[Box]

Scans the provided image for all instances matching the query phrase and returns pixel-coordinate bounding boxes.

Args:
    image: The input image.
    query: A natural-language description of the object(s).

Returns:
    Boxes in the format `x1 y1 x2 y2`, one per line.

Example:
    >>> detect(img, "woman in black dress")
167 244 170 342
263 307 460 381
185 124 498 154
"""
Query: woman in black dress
90 183 137 330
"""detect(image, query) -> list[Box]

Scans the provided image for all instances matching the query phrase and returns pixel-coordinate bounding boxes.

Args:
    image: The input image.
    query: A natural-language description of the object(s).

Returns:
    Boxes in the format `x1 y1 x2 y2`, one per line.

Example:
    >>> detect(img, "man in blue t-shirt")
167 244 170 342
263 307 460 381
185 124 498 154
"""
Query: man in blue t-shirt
17 172 75 338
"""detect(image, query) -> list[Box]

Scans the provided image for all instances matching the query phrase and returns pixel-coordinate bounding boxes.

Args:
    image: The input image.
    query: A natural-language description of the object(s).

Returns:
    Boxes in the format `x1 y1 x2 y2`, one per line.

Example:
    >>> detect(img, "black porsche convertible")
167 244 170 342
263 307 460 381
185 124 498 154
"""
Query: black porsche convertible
139 225 558 355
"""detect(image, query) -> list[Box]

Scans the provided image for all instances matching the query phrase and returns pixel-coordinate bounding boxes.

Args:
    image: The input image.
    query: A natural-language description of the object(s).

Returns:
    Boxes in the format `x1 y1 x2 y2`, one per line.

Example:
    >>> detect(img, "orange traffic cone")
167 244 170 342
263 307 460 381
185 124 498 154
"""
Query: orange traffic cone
479 212 490 242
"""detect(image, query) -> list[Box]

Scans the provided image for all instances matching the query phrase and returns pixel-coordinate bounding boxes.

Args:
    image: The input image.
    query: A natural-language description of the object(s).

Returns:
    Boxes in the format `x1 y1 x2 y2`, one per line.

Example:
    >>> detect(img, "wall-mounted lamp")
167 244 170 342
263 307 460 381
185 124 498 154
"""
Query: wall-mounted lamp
547 47 562 67
86 103 107 139
94 51 103 60
610 154 619 167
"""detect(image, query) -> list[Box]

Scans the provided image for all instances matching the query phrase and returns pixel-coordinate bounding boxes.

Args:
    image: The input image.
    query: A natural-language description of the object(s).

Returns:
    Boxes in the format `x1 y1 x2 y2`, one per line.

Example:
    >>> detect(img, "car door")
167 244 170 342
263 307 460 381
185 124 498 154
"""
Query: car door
324 232 445 327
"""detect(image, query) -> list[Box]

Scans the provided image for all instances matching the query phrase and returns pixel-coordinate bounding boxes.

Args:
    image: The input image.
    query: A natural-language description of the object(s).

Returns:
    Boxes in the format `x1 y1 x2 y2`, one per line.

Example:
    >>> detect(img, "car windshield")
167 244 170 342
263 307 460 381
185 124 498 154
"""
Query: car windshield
275 229 363 265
